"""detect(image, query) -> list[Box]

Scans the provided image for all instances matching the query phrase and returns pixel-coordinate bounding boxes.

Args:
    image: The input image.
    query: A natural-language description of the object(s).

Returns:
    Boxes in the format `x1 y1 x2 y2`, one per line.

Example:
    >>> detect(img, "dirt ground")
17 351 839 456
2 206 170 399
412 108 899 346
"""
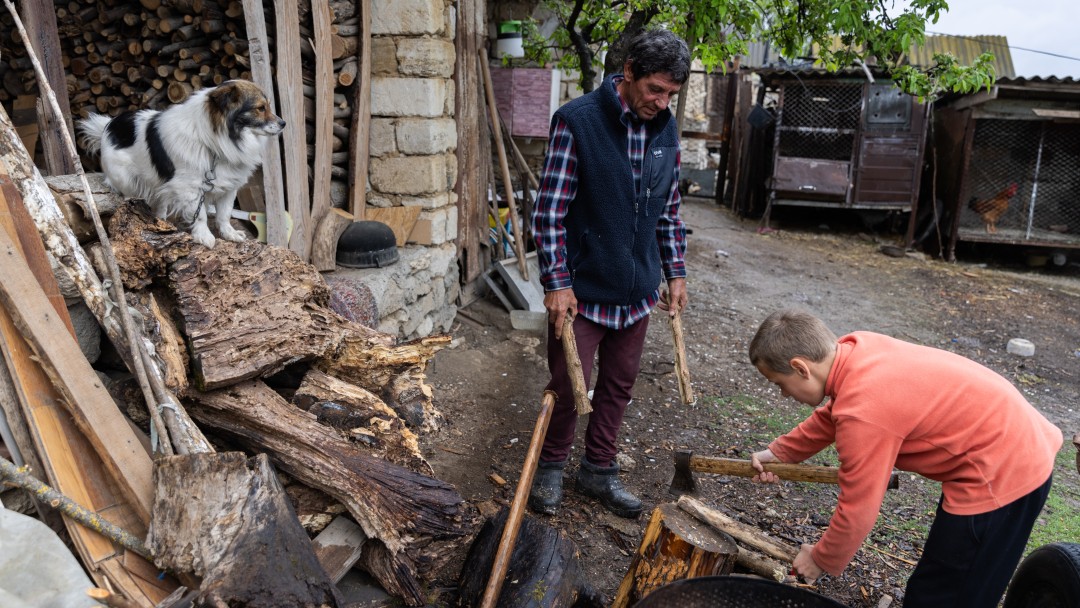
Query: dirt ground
422 195 1080 607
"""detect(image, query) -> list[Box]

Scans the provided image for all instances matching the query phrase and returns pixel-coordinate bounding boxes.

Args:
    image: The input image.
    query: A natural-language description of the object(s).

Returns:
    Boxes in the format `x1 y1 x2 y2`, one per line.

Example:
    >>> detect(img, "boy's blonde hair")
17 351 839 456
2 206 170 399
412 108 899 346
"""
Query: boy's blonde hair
749 309 838 374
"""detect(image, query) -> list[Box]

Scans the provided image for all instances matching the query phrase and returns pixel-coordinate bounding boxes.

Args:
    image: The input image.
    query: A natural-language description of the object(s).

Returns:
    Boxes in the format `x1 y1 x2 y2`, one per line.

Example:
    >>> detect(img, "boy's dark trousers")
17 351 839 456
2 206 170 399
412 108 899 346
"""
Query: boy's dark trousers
903 474 1053 607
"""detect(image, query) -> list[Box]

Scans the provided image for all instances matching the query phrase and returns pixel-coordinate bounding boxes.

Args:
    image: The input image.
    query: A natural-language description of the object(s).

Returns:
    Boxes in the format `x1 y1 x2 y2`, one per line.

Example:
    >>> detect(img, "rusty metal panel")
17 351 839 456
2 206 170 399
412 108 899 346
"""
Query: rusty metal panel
771 157 850 197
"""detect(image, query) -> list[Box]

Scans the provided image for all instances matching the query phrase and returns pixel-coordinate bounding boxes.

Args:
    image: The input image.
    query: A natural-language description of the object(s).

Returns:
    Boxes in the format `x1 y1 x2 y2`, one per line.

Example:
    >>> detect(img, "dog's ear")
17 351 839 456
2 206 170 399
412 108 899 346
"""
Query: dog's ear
207 82 238 114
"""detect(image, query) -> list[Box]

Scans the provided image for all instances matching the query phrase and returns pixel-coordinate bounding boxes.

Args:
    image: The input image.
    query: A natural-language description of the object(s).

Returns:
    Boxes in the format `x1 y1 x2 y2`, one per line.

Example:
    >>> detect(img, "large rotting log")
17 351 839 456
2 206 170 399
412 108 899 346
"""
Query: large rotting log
318 334 450 431
458 507 604 608
168 240 345 390
293 368 430 475
187 380 475 606
148 452 343 607
44 172 124 243
106 201 192 291
611 503 739 608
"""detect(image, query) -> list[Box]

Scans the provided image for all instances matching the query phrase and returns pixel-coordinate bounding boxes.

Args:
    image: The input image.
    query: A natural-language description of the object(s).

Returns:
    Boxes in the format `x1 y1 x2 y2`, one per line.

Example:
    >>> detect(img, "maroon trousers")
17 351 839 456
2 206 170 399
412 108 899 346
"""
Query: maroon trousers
539 314 650 466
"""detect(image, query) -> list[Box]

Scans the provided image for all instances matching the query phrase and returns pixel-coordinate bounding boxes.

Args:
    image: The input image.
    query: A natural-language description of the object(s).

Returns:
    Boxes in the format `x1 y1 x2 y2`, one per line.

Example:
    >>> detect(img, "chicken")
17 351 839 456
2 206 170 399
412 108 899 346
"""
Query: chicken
968 183 1019 234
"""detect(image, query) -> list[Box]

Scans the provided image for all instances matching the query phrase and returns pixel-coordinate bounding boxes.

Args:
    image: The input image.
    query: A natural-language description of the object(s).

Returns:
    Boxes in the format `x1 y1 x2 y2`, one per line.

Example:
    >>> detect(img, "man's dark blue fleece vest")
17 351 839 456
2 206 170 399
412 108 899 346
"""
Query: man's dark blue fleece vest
555 74 679 306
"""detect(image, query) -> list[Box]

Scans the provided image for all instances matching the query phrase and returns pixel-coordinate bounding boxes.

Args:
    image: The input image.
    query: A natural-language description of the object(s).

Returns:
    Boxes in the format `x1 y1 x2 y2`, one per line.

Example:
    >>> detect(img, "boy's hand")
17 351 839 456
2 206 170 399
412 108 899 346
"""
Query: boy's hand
792 543 825 581
750 448 781 484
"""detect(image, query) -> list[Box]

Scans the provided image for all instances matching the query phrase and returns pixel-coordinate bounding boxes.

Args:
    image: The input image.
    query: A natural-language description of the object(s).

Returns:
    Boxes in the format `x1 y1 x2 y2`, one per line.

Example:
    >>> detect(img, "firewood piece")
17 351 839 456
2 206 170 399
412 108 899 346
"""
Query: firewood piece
148 452 344 607
106 201 192 290
312 207 352 272
677 495 799 562
318 334 450 432
611 503 738 608
168 240 344 391
293 368 430 474
187 380 474 607
312 515 368 584
735 546 791 582
458 507 602 607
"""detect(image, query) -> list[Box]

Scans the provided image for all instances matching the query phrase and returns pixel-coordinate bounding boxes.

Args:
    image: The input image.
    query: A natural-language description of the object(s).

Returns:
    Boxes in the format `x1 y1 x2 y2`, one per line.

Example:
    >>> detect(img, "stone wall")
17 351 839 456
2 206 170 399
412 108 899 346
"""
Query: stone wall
356 0 460 339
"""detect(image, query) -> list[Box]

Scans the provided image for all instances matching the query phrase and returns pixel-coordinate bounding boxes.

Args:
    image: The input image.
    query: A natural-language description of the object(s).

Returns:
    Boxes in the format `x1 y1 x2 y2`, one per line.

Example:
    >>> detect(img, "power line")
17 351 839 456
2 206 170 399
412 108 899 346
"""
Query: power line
926 30 1080 63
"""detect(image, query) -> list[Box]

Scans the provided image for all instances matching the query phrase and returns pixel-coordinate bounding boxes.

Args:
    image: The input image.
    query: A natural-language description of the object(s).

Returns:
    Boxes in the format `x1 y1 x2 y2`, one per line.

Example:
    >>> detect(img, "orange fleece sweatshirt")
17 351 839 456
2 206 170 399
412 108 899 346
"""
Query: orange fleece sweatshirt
768 332 1062 576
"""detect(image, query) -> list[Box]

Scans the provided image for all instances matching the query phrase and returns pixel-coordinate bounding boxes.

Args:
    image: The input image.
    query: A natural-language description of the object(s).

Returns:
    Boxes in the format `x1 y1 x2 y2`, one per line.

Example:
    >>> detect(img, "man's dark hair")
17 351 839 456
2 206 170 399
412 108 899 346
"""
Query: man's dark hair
625 28 691 84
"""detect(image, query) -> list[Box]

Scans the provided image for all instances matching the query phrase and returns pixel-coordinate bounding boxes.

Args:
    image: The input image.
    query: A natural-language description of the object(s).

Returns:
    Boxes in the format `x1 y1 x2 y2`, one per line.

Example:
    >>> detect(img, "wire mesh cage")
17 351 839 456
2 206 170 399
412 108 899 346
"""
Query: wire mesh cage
633 576 845 608
777 83 862 161
959 118 1080 246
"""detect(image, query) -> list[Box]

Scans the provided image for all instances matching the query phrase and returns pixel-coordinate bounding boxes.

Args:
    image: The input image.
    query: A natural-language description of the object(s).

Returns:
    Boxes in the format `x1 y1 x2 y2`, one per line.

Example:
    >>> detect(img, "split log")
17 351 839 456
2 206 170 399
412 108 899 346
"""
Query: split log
148 452 344 607
167 240 344 390
677 495 798 563
311 207 352 272
458 507 604 608
187 379 475 606
293 368 430 475
318 335 450 431
44 172 124 243
107 201 193 290
611 503 739 608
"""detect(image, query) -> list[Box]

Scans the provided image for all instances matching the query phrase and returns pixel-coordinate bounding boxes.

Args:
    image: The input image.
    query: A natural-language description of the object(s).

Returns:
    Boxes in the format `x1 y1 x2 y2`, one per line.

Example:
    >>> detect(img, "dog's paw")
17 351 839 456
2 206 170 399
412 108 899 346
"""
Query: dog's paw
219 225 248 243
191 225 217 248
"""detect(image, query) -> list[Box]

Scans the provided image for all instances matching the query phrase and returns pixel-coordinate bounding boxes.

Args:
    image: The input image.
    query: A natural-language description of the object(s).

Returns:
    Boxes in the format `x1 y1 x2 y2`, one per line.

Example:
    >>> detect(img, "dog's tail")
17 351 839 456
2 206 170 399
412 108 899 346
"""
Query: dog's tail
78 114 112 156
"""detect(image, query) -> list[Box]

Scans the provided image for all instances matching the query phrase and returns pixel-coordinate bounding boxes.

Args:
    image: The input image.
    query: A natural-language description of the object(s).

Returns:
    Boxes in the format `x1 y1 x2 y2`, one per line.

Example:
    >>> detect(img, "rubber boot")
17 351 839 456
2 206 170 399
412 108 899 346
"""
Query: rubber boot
575 458 643 518
527 460 565 515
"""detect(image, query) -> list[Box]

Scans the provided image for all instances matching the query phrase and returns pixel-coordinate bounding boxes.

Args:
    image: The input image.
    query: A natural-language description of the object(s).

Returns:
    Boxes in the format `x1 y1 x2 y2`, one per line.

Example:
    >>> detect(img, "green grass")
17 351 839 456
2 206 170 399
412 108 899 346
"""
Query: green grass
1023 445 1080 553
703 393 840 466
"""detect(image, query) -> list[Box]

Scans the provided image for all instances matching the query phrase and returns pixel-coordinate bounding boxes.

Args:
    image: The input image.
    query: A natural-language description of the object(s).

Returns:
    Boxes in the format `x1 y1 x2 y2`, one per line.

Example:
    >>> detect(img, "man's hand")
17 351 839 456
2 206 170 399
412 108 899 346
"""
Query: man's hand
792 543 825 581
750 448 781 484
544 288 577 339
657 277 687 317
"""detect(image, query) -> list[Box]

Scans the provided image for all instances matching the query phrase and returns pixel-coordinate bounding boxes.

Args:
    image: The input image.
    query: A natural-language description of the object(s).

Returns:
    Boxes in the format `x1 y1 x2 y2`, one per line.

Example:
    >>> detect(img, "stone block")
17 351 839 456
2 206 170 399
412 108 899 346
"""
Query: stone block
370 155 447 195
408 206 456 245
371 37 398 76
397 39 456 78
371 78 446 118
369 118 397 156
401 193 450 210
372 0 443 35
396 118 456 155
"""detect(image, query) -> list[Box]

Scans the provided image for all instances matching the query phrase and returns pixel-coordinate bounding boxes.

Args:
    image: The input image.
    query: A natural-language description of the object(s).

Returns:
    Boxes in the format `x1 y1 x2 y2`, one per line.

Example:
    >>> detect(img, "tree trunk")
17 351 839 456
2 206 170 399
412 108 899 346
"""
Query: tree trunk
187 380 475 606
148 452 343 607
611 503 739 608
107 201 192 291
293 368 430 475
167 240 344 390
458 507 604 608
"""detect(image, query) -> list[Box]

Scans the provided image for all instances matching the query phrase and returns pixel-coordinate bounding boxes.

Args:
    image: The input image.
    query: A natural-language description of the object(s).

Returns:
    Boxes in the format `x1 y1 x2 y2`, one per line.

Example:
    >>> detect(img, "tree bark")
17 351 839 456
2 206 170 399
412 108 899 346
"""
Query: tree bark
107 201 193 291
611 503 739 608
148 452 343 607
187 380 475 606
293 368 430 475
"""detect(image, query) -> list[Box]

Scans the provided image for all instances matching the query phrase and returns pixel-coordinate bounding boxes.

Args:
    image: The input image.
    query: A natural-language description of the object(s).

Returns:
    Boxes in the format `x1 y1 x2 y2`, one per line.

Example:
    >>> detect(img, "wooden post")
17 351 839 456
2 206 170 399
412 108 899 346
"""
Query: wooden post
241 0 288 247
348 0 371 220
611 503 739 608
309 0 334 237
272 0 312 260
479 48 528 280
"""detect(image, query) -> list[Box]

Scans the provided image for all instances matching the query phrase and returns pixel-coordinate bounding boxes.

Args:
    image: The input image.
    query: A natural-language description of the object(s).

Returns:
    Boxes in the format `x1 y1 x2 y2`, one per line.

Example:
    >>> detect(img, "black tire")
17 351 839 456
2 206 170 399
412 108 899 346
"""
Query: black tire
1003 542 1080 608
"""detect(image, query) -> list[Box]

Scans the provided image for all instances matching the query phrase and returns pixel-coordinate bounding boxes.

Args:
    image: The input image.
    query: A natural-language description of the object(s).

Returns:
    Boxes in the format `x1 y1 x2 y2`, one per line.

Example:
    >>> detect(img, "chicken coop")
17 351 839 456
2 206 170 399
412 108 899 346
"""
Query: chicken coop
933 77 1080 261
758 71 930 242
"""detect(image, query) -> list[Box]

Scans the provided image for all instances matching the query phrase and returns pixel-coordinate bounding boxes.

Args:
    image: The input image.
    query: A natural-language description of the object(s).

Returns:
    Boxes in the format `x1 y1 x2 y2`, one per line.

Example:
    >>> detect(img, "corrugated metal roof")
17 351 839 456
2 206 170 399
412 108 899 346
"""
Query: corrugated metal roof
906 35 1014 78
736 34 1015 78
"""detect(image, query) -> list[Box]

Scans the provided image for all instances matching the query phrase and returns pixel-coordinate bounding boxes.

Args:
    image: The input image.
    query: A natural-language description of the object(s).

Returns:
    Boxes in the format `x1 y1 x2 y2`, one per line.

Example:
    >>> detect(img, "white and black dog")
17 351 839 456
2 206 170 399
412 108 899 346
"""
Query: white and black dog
79 80 285 248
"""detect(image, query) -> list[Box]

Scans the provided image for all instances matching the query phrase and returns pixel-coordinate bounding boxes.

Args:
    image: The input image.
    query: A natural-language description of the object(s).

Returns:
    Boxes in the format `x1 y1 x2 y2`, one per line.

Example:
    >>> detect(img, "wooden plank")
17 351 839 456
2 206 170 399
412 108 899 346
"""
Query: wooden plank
348 0 372 220
273 0 311 260
367 206 422 246
0 226 154 524
241 0 288 247
309 0 334 239
312 515 368 583
17 0 75 175
0 171 173 606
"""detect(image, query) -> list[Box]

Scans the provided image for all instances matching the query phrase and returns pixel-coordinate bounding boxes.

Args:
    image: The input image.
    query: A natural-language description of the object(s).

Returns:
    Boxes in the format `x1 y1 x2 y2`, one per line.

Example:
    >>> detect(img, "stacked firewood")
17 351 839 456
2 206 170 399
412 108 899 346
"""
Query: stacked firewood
0 0 361 206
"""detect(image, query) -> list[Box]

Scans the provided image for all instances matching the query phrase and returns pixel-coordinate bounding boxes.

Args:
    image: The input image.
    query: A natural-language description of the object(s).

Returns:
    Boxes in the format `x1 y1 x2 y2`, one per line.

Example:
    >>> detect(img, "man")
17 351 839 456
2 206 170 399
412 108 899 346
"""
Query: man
528 28 691 518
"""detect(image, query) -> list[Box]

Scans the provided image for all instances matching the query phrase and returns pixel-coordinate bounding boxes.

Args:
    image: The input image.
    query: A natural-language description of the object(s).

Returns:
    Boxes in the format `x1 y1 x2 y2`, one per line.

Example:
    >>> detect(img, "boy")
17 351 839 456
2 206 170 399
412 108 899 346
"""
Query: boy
748 309 1061 607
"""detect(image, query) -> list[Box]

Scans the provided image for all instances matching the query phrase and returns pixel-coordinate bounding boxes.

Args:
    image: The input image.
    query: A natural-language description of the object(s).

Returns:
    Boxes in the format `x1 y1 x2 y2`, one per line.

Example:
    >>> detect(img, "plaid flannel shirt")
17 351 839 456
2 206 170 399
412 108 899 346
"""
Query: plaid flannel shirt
532 76 686 329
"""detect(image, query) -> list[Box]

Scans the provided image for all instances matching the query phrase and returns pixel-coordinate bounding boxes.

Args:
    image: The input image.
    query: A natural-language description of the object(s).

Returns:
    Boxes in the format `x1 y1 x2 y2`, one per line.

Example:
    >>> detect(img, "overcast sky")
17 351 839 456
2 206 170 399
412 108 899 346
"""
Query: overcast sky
919 0 1080 78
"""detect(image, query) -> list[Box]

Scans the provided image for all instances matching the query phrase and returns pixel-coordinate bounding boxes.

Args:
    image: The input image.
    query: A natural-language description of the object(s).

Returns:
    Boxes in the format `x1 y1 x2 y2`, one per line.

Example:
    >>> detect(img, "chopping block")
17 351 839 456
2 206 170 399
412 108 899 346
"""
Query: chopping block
669 449 900 495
